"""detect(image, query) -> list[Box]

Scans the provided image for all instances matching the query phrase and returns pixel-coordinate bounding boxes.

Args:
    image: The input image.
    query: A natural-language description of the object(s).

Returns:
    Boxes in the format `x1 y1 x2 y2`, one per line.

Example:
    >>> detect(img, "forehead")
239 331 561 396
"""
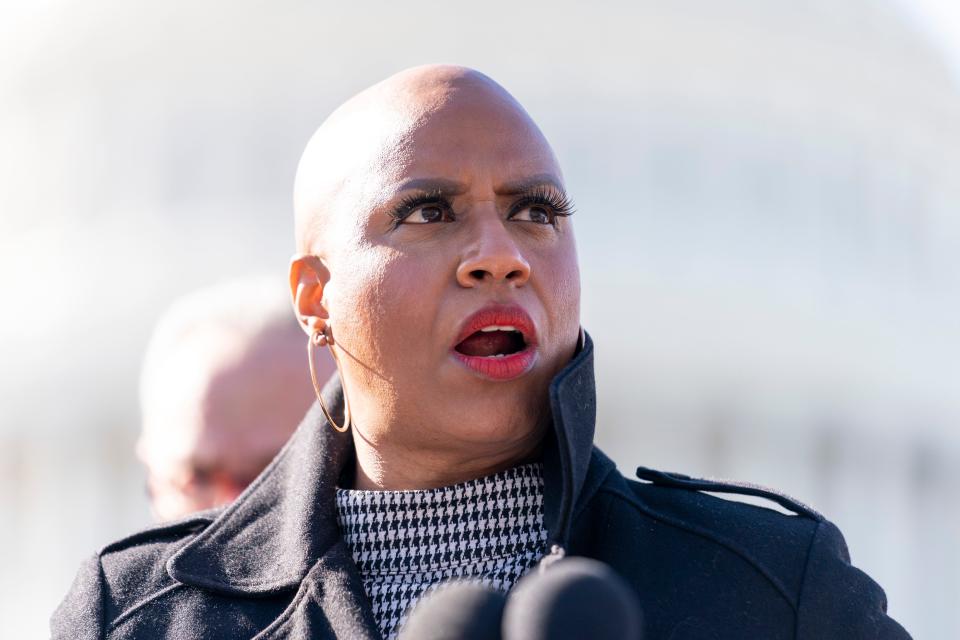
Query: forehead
407 105 558 185
376 96 561 197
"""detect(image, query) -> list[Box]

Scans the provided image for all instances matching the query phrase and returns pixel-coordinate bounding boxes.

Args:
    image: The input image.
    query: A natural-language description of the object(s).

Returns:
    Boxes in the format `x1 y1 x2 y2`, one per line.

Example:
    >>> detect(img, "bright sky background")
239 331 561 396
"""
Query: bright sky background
1 1 960 81
903 0 960 79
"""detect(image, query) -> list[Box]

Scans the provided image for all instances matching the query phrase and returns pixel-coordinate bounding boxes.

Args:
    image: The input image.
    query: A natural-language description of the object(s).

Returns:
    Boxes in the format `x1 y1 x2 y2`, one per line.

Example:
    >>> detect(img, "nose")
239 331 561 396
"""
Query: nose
456 212 531 288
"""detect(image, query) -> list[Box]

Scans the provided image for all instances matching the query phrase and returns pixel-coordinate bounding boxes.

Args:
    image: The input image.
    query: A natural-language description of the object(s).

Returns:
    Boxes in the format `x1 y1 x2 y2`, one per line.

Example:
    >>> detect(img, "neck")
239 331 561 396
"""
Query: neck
348 425 545 491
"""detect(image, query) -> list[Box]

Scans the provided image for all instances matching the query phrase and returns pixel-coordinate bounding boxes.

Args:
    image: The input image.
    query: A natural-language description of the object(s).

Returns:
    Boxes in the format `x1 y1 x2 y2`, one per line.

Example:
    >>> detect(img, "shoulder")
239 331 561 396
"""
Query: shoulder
621 465 825 551
52 510 220 638
581 460 910 637
592 463 824 605
599 464 824 550
630 465 823 520
591 463 910 637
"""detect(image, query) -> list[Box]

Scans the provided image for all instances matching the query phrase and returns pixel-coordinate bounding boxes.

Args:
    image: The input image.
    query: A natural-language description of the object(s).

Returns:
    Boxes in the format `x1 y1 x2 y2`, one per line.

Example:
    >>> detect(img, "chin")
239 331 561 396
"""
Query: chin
444 389 549 444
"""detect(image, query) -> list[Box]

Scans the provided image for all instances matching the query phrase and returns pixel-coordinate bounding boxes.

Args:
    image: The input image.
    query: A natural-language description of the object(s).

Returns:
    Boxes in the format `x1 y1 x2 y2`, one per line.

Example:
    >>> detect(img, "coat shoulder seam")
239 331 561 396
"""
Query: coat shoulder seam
793 519 825 639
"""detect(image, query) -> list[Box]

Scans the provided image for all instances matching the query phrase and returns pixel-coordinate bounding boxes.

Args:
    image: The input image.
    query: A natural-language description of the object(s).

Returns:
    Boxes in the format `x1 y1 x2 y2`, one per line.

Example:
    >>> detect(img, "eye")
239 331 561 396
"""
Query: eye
389 191 455 227
403 204 449 224
511 205 553 225
507 186 575 227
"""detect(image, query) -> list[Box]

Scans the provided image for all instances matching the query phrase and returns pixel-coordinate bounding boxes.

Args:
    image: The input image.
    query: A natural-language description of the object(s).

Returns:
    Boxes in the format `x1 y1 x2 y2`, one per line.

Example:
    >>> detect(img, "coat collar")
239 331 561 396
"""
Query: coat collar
167 331 610 595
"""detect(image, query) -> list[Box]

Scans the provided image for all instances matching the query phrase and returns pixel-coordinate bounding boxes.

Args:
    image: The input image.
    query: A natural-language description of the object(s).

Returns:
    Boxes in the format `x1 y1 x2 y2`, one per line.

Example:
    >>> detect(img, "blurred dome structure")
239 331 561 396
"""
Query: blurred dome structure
0 0 957 637
574 5 960 640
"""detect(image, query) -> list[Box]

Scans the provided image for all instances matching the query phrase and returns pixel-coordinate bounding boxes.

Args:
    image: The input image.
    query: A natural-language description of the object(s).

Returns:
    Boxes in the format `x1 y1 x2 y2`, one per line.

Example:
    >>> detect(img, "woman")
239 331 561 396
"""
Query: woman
53 65 910 639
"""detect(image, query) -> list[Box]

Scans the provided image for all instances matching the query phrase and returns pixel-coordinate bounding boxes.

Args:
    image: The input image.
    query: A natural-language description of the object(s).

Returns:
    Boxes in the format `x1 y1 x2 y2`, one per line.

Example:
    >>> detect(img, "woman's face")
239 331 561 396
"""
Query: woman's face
295 75 580 458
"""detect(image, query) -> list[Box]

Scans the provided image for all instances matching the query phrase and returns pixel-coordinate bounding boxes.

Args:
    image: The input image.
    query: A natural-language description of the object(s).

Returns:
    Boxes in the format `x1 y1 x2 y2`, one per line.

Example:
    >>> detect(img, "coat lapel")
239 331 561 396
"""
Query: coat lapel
252 542 381 640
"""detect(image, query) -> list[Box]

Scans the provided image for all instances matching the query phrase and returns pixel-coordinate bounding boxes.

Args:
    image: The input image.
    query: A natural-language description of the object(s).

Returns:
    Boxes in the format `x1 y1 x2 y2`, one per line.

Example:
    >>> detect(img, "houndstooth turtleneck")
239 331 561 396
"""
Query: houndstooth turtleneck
335 463 548 639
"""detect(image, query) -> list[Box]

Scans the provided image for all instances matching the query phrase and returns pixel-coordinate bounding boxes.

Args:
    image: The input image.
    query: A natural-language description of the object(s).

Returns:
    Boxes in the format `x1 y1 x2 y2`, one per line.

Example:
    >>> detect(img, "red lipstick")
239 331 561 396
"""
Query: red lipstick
451 304 538 381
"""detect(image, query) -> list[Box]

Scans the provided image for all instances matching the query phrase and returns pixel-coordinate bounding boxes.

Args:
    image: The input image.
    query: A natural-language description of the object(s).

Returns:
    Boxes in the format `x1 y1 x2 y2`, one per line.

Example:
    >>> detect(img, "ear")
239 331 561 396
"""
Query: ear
289 253 330 337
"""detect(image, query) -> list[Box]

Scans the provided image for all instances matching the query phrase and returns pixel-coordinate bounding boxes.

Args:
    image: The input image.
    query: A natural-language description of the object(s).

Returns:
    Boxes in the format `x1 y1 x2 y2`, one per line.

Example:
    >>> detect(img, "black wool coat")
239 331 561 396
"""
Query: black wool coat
52 334 911 639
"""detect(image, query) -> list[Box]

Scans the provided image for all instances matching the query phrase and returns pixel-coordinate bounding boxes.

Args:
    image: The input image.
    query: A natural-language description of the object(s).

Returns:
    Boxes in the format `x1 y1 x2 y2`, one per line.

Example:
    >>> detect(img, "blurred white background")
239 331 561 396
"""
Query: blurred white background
1 1 958 637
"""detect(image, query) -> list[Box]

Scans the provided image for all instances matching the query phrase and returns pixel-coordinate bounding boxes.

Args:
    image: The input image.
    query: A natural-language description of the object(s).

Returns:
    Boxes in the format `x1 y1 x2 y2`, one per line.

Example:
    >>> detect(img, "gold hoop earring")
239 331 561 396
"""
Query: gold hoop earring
308 328 351 433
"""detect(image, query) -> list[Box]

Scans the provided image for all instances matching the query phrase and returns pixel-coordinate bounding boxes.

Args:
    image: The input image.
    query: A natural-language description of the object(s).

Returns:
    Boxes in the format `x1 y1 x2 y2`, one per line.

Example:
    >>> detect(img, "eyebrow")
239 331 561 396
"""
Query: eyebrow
392 174 566 198
494 174 566 196
394 177 469 196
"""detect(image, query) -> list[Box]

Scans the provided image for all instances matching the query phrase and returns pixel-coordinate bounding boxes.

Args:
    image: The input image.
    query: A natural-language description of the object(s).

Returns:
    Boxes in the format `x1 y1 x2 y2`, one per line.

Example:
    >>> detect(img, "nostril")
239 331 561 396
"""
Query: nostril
469 269 486 281
506 270 523 280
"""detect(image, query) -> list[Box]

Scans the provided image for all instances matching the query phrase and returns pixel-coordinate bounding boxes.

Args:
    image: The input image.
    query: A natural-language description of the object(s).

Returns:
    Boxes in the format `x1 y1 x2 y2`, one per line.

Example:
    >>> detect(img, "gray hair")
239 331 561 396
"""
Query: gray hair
139 276 302 411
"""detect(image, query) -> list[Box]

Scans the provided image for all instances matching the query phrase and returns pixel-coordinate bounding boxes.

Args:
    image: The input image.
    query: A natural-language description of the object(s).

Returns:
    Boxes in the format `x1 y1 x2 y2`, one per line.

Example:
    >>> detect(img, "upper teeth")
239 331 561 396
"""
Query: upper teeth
480 325 518 333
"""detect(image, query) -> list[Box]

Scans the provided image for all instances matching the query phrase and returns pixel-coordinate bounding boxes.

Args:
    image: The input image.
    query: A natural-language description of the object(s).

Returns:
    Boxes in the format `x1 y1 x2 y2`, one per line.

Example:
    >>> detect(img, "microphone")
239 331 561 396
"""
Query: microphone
399 580 507 640
502 557 643 639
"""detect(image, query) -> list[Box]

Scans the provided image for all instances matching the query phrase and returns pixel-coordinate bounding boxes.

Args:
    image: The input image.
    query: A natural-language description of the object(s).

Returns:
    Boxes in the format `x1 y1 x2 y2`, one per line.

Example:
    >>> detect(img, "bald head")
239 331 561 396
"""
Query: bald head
293 65 561 255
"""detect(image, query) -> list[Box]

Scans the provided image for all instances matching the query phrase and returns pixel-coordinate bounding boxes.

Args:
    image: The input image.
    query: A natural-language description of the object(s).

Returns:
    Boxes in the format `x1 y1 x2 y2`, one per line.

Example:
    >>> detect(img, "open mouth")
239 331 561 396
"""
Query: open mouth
454 325 528 358
451 305 538 380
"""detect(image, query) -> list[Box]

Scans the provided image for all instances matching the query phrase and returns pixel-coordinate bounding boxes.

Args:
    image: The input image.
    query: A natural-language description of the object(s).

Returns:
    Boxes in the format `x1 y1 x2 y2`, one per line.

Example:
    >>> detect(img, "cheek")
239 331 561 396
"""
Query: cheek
326 248 390 361
328 247 445 369
536 240 581 343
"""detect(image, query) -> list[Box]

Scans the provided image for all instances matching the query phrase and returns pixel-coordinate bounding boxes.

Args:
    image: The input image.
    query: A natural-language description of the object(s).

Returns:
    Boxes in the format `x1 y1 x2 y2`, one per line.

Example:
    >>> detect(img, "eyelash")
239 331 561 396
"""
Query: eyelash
388 186 576 228
508 186 576 225
388 190 453 228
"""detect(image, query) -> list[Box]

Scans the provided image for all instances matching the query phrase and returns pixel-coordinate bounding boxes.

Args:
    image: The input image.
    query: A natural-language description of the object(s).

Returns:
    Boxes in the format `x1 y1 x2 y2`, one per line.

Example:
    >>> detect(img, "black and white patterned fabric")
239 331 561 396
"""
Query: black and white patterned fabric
335 463 548 639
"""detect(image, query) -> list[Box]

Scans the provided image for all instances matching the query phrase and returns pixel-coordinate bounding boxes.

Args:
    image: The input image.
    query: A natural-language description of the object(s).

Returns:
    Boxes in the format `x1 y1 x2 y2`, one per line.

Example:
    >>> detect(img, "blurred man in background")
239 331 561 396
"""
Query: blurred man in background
136 277 331 521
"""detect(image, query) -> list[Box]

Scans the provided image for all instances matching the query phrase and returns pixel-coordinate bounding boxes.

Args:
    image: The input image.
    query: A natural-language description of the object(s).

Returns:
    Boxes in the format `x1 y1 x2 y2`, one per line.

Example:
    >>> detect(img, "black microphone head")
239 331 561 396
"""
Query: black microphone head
399 580 507 640
502 557 643 640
